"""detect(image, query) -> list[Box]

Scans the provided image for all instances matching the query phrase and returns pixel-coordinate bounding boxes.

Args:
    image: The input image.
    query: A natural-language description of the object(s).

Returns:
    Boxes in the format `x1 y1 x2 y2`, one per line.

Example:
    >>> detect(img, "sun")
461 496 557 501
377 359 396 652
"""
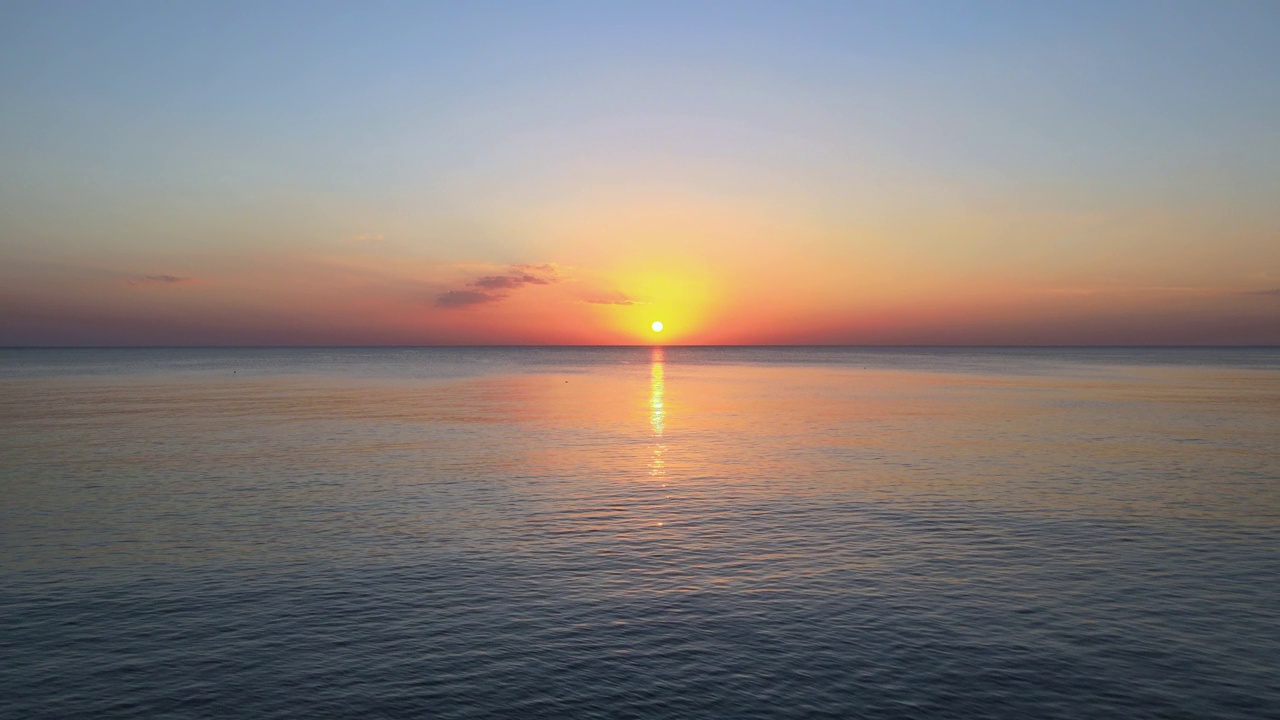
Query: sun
651 321 664 333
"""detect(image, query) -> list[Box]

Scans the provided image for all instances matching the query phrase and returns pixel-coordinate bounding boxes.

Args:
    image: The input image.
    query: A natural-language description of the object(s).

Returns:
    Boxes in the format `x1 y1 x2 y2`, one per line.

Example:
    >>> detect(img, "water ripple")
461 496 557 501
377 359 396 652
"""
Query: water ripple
2 348 1278 718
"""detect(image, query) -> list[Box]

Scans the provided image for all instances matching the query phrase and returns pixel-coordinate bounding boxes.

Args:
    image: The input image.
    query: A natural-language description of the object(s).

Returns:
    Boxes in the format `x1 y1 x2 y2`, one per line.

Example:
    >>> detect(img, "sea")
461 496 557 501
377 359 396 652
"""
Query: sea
2 347 1278 719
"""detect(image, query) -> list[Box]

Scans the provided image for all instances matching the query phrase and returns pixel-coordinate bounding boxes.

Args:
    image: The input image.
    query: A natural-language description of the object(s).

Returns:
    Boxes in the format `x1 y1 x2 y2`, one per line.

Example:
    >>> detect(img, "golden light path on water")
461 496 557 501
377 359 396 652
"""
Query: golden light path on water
649 347 665 480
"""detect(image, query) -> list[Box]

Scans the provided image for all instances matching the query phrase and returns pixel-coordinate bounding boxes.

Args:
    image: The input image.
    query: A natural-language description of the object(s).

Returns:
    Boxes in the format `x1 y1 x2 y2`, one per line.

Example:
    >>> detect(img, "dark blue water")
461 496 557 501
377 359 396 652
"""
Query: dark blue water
2 348 1278 718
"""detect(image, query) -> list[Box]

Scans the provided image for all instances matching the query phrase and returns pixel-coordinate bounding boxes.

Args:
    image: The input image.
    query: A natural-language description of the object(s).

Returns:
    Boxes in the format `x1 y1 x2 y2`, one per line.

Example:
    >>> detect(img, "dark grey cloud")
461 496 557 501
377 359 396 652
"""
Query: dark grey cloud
471 273 551 290
1245 288 1280 296
435 290 500 308
127 274 196 286
435 265 559 309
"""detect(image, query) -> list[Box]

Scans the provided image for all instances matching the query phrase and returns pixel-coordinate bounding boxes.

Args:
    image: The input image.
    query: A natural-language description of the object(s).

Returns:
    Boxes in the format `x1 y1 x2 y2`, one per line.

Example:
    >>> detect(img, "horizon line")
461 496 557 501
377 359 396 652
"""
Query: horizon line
3 344 1278 350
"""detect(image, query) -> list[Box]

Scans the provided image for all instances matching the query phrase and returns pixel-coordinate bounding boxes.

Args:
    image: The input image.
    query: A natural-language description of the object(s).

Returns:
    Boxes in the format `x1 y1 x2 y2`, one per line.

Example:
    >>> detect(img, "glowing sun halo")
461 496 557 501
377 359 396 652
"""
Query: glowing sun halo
651 321 664 333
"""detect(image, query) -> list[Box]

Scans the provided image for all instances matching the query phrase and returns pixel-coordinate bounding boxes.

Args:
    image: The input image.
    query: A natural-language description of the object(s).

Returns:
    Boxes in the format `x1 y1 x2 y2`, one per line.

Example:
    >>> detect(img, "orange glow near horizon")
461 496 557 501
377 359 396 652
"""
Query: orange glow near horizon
589 262 723 345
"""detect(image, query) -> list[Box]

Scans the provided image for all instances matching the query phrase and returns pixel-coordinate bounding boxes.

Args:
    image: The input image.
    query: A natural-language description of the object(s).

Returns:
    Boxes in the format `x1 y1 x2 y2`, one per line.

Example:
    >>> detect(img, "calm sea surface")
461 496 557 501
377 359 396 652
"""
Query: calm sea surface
2 347 1278 719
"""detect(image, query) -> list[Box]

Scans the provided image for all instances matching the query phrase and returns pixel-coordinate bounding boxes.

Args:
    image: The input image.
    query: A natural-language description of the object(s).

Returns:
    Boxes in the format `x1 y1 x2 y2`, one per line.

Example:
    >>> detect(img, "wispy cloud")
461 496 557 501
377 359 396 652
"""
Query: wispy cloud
435 263 559 309
514 263 557 273
126 274 197 286
471 273 551 290
583 291 640 306
1037 284 1239 298
436 289 502 308
1245 288 1280 297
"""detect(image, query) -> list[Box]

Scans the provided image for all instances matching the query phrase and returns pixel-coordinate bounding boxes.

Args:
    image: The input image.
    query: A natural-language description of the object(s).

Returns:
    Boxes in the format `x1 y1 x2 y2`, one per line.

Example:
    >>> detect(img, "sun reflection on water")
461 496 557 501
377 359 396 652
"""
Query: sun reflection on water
649 347 666 478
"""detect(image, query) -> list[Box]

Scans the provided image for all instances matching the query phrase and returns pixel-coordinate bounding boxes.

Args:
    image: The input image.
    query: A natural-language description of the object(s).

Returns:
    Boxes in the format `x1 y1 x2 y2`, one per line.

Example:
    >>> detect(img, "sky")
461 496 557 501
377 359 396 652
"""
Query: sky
2 0 1278 346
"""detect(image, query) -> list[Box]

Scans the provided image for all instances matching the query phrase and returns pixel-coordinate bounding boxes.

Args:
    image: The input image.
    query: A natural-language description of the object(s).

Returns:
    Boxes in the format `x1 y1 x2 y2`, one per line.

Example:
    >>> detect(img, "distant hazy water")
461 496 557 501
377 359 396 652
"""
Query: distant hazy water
2 347 1278 719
